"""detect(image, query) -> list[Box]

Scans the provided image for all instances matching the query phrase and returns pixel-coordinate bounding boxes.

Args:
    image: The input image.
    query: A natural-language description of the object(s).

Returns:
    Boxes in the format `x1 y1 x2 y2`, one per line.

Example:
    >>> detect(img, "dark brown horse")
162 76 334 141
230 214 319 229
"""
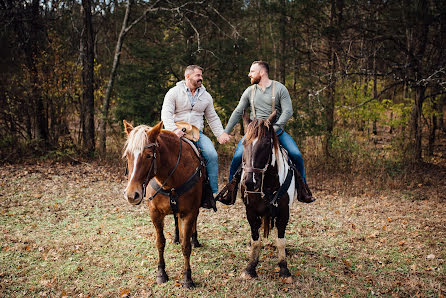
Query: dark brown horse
240 110 296 282
122 120 203 288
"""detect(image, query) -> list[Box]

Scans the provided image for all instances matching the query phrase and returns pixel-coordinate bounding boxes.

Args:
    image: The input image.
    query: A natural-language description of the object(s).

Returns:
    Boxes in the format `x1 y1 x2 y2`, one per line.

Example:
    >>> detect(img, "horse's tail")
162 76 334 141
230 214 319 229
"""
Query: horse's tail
262 215 271 238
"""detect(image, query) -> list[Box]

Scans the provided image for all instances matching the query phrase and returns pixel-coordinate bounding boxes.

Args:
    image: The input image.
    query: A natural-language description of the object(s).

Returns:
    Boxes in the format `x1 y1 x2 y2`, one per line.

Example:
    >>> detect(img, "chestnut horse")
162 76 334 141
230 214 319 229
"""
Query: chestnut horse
122 120 203 288
240 110 297 282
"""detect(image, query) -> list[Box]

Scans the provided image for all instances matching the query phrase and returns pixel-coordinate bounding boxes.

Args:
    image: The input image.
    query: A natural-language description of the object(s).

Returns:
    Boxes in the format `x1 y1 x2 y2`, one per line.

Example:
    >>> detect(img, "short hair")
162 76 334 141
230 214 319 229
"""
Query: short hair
184 65 203 77
252 61 269 74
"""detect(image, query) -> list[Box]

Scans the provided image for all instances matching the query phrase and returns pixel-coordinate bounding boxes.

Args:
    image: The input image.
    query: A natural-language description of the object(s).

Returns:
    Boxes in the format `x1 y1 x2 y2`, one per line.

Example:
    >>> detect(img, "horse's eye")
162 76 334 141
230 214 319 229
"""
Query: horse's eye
146 153 153 159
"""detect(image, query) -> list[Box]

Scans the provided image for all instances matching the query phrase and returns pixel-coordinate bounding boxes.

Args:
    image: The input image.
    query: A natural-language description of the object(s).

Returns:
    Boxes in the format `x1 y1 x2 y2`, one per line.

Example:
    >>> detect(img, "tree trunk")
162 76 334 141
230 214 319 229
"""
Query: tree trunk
99 0 133 153
279 0 286 84
81 0 95 153
410 86 426 161
427 100 437 157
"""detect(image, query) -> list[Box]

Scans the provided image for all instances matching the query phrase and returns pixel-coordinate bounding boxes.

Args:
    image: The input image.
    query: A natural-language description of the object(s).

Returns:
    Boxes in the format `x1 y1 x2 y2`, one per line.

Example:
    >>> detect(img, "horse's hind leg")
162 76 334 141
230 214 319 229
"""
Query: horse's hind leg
179 212 197 288
191 217 201 248
241 210 262 279
276 207 292 281
174 213 200 247
151 211 169 284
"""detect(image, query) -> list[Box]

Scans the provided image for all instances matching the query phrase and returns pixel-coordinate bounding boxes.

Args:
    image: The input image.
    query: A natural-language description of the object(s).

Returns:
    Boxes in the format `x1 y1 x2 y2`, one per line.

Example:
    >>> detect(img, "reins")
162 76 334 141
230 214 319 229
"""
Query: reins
143 139 182 200
243 141 294 213
242 142 272 199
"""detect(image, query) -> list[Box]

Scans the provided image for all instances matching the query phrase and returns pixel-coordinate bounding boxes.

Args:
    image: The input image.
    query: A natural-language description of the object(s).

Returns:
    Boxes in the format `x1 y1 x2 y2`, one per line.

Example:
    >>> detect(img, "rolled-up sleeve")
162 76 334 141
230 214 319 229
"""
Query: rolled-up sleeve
274 87 293 130
224 88 250 134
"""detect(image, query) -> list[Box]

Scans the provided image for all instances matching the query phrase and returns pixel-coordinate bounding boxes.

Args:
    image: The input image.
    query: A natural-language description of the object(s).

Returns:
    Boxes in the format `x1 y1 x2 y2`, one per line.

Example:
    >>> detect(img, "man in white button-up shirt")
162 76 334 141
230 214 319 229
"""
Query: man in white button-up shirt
161 65 230 196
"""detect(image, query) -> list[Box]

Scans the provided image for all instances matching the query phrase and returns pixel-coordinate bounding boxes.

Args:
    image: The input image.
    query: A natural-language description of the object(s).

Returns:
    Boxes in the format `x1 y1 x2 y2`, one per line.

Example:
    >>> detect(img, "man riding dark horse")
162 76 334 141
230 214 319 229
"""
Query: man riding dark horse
217 60 315 204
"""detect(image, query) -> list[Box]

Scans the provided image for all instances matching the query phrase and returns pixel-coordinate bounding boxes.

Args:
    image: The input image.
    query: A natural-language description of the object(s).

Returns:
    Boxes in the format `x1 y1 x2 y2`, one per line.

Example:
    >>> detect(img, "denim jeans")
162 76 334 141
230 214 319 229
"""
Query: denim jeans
196 132 219 194
228 130 306 183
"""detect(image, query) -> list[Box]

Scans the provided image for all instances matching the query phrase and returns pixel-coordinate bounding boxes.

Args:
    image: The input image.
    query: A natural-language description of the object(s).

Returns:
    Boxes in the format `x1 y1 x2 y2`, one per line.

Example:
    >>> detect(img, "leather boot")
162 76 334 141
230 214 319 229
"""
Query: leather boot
215 168 242 205
294 168 316 203
201 179 217 211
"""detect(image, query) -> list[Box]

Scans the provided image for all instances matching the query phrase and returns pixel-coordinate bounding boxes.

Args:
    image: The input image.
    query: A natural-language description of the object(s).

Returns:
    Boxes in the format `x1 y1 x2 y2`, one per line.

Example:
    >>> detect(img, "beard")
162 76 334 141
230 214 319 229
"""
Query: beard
193 79 202 88
250 75 260 84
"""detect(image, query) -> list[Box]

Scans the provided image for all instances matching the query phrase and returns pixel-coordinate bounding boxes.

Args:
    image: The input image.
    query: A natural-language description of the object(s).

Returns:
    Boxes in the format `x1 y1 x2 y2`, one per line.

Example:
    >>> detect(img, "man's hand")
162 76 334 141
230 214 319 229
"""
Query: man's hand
174 128 185 138
218 132 231 144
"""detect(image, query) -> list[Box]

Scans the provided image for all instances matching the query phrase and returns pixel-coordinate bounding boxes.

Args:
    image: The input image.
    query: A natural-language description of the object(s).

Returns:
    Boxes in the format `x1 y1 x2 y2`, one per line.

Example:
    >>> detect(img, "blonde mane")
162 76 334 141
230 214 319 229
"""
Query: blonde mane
122 125 151 158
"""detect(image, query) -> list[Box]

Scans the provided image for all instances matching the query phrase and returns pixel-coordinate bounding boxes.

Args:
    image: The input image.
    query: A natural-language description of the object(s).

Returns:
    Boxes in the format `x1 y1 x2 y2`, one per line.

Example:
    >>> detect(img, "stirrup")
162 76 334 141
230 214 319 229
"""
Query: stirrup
215 168 242 205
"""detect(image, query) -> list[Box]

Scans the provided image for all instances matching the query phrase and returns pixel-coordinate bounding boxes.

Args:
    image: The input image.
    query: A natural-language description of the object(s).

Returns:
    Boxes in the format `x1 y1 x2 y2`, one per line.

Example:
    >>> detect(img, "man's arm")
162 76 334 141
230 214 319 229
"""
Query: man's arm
224 88 251 134
274 86 293 131
161 88 179 131
204 95 224 138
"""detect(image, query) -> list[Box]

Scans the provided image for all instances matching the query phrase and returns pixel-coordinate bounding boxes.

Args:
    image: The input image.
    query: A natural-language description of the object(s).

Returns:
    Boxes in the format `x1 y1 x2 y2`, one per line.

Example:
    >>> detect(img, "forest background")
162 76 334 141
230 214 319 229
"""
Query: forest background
1 0 446 170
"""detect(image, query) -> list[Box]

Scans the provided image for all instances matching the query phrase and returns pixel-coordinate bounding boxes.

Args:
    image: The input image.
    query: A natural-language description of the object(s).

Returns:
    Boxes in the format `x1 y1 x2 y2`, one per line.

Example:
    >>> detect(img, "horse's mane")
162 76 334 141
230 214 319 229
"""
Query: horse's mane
122 125 151 158
244 119 279 151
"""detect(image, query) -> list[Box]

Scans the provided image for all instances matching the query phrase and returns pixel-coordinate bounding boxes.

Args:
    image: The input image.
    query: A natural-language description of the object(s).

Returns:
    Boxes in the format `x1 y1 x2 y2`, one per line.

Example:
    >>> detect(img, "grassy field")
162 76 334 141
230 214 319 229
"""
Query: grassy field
0 161 445 297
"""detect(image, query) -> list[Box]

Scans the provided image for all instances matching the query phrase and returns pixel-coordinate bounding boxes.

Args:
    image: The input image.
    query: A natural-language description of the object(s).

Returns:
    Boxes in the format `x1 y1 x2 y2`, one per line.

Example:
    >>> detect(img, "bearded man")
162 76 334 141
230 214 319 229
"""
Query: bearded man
161 65 230 206
219 61 314 203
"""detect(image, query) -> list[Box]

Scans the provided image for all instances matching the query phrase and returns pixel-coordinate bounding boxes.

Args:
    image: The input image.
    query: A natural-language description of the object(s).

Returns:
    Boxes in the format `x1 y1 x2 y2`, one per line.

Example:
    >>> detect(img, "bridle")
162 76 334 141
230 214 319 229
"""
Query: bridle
126 138 183 200
242 140 273 199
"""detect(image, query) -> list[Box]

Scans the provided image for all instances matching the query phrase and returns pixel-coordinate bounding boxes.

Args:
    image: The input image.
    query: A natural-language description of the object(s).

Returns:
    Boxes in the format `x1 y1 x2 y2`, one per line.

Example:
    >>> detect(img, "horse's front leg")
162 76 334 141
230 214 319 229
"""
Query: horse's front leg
179 212 197 288
276 202 292 282
150 210 169 284
241 208 262 279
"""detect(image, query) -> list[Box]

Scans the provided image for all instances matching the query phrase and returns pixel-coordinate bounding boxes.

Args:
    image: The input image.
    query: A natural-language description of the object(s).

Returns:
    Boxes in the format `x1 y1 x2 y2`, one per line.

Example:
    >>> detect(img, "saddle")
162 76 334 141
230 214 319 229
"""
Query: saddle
176 122 200 142
148 135 216 212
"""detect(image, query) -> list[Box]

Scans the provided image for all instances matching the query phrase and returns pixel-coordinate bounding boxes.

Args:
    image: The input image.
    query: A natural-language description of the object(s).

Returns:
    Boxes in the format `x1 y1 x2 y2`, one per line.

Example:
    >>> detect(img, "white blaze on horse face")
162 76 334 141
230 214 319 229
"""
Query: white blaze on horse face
129 149 141 184
251 138 258 184
270 138 276 167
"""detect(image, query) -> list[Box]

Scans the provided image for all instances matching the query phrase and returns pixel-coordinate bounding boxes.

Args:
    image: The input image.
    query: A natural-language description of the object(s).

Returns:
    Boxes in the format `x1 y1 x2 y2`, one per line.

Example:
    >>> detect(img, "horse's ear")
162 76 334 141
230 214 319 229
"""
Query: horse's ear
267 109 277 125
242 109 251 130
123 120 133 136
148 121 163 142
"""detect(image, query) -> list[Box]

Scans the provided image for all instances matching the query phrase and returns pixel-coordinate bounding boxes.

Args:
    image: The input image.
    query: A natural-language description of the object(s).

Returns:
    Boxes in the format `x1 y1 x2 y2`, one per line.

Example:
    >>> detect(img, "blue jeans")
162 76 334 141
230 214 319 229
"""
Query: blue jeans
228 130 306 183
196 132 219 194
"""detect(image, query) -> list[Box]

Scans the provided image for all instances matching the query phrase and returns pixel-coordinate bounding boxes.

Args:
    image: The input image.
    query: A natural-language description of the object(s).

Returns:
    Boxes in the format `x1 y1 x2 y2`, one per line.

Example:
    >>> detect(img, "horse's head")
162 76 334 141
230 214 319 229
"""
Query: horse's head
242 110 278 192
122 120 163 205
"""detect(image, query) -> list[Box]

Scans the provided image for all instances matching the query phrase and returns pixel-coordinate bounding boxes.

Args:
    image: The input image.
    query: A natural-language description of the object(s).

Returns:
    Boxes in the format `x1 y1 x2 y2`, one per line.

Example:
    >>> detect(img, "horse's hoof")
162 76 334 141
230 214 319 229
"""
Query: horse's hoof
182 280 195 289
156 272 169 284
279 267 291 278
172 237 180 244
241 270 257 280
192 240 202 248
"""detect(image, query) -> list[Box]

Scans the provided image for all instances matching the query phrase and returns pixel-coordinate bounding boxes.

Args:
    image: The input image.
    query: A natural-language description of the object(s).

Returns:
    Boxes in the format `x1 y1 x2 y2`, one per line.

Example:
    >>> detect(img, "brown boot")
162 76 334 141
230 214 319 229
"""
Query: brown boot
215 168 242 205
201 180 217 211
294 168 316 203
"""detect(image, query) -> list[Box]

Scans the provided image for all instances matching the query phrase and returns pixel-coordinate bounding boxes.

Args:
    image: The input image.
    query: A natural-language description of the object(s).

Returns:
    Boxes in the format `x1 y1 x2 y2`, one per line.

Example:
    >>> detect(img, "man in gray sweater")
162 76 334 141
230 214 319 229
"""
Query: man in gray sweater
161 65 230 199
219 61 314 203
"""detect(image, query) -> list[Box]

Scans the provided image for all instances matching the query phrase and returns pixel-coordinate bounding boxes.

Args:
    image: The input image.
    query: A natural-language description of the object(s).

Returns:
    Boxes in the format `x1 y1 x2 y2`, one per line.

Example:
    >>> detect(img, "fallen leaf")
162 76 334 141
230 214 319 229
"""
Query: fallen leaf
119 288 130 297
426 254 435 259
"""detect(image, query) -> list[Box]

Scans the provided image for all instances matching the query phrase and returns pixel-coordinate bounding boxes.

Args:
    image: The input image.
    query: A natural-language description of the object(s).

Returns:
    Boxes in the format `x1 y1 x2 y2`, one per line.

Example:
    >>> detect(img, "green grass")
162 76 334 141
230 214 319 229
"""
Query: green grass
0 162 445 297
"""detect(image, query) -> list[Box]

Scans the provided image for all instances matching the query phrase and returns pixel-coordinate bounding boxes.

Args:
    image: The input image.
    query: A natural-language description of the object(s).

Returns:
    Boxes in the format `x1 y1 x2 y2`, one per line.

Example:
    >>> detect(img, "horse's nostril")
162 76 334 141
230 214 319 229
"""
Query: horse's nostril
244 180 255 190
134 192 140 201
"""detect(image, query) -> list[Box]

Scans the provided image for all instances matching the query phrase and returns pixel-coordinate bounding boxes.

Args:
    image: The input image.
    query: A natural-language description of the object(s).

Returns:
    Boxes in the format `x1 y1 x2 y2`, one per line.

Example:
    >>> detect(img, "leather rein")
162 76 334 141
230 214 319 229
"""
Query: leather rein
141 139 182 201
242 142 294 209
133 138 203 213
